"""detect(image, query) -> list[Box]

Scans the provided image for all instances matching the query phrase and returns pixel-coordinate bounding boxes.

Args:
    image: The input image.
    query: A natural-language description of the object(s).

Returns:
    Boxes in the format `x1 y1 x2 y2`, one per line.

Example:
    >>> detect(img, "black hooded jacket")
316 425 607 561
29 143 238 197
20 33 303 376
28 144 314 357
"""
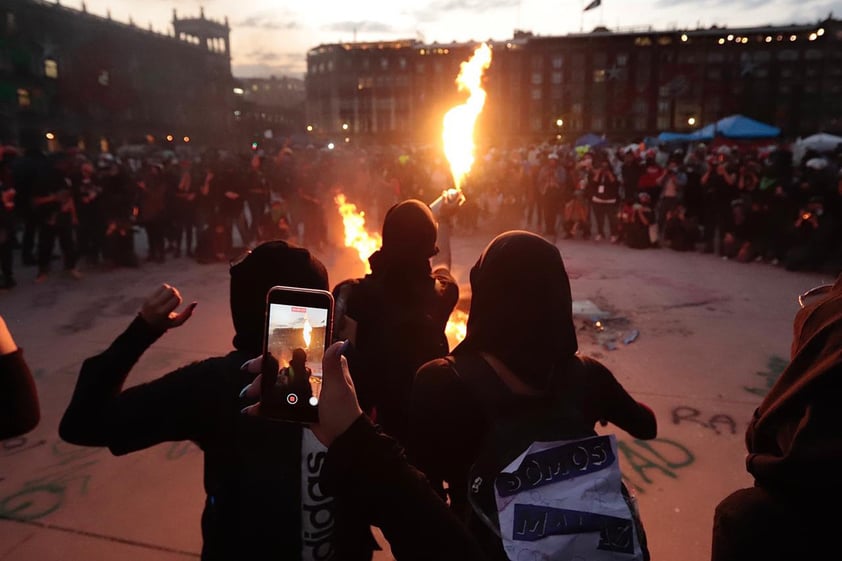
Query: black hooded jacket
59 241 375 561
408 231 656 560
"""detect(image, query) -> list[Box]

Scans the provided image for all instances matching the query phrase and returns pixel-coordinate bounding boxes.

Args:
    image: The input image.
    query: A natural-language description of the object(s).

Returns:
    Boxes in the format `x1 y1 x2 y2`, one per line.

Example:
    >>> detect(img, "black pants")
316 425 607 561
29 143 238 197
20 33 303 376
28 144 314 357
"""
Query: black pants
0 225 13 281
592 202 618 238
37 218 77 274
21 211 37 263
76 205 105 264
145 220 167 261
169 207 195 255
245 195 267 244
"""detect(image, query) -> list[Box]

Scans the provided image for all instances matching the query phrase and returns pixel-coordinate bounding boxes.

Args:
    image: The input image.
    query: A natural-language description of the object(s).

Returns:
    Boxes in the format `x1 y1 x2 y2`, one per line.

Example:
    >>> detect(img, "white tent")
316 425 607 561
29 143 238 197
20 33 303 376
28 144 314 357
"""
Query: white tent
798 133 842 153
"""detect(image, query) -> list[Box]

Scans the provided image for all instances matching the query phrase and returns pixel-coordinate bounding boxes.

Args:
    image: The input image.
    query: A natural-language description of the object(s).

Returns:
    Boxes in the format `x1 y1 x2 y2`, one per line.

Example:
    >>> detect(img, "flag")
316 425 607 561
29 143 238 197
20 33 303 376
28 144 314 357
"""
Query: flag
584 0 601 11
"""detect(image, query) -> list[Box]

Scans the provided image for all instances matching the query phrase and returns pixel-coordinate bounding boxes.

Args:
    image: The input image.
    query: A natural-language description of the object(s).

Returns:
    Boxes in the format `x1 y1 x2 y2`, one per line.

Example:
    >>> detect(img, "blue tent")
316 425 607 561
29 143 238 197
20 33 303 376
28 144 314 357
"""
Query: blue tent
574 133 607 148
656 131 695 143
690 115 780 140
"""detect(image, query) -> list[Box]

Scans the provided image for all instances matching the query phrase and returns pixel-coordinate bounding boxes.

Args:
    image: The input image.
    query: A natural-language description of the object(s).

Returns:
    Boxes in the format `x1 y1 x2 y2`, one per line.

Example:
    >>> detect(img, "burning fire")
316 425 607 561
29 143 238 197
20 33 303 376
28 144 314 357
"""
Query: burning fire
445 309 469 348
442 43 492 191
303 317 312 348
335 194 382 273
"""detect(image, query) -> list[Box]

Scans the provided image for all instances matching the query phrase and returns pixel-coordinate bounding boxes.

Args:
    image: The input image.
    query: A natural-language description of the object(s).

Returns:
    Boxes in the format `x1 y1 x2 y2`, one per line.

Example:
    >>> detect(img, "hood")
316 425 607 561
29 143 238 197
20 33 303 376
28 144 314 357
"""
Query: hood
454 231 578 389
229 241 329 357
745 274 842 492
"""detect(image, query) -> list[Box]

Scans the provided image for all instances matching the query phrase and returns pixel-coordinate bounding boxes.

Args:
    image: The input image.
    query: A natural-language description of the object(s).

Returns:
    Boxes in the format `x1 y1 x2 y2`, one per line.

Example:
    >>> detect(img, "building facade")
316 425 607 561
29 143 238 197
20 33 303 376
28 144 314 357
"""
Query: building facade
305 18 842 146
0 0 236 150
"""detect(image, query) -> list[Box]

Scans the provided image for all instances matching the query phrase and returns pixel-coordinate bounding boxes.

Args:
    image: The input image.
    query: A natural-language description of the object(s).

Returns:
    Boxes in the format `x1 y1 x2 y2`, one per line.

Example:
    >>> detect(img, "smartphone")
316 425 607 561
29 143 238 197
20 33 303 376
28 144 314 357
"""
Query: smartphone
261 286 334 423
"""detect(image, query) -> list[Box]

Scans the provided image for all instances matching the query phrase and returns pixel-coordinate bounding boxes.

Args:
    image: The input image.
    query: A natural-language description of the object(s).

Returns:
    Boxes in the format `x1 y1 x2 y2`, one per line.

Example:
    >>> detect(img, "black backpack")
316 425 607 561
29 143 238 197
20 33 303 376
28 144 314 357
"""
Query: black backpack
447 352 650 561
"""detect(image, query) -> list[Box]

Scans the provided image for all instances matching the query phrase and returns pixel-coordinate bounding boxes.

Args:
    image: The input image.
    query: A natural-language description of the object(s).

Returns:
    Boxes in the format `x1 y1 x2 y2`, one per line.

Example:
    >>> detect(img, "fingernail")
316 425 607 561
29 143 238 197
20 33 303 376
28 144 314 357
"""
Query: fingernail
240 361 250 371
240 406 249 415
238 383 251 398
340 339 351 356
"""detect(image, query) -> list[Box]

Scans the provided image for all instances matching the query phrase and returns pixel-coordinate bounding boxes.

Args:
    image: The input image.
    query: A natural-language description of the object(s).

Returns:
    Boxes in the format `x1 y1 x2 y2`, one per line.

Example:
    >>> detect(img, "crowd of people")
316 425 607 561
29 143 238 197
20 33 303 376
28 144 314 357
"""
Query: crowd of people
1 134 840 290
2 147 839 559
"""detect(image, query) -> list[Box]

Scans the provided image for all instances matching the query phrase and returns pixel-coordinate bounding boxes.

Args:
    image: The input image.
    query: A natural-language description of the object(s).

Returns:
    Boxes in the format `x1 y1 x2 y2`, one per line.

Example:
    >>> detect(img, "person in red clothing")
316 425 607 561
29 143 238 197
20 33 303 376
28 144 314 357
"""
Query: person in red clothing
408 230 656 561
711 275 842 561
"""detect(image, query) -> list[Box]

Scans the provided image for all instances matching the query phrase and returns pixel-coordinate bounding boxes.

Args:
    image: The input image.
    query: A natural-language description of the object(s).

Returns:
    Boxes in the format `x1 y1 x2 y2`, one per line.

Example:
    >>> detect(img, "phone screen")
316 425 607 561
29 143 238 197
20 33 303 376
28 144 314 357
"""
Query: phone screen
262 287 333 423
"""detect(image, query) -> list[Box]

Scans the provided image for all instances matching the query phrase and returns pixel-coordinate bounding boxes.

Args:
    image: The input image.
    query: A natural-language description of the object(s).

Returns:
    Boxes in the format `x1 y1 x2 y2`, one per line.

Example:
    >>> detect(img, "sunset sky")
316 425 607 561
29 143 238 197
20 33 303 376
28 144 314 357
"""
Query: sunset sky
72 0 840 77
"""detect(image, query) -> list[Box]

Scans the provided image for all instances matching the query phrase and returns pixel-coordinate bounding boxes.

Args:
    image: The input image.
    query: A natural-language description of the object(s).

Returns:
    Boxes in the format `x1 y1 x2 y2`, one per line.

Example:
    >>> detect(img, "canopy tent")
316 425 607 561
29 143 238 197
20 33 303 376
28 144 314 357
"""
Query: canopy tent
656 131 695 143
574 133 607 148
690 115 780 140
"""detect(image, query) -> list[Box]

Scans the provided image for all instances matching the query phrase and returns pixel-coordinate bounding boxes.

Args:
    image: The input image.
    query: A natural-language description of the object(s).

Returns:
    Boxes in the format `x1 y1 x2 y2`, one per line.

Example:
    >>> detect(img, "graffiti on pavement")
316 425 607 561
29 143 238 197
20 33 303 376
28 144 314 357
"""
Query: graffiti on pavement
617 438 695 494
671 406 738 436
743 355 787 398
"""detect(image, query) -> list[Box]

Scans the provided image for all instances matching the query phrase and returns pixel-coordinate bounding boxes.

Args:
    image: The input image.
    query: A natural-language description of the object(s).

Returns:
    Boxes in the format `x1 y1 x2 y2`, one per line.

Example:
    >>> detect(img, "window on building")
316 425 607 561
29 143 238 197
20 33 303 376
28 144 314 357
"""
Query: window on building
805 49 823 61
17 88 30 107
591 116 604 130
44 59 58 79
633 98 647 115
531 88 542 100
362 58 370 70
416 62 425 73
706 52 725 63
753 51 771 62
6 12 15 32
551 55 563 69
657 99 671 114
616 53 628 66
380 58 389 70
551 85 563 99
434 61 443 73
657 36 673 46
777 50 798 61
531 117 544 131
634 116 647 130
531 55 543 70
657 116 671 129
551 71 562 84
593 69 606 83
399 57 407 69
98 70 110 86
327 60 334 71
531 72 543 85
572 102 583 115
634 37 652 46
572 68 586 82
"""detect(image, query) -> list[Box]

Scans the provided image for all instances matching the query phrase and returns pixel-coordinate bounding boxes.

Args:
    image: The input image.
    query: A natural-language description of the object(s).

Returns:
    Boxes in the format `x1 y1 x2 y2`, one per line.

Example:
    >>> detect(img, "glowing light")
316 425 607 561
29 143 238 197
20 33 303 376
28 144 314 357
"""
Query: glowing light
765 36 772 43
166 134 174 142
556 118 564 127
790 35 797 41
445 309 469 348
680 34 688 42
233 87 244 95
442 43 492 192
45 132 55 140
327 142 335 150
809 33 817 41
817 28 825 36
342 123 349 131
306 125 314 132
303 318 312 348
718 38 725 45
727 34 734 41
688 117 696 126
335 194 382 273
183 136 190 143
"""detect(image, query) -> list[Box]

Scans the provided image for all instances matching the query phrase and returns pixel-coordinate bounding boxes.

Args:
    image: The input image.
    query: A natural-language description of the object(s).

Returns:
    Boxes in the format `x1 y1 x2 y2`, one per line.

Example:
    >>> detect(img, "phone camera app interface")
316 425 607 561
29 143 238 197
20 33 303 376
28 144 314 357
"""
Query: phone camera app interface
266 304 328 407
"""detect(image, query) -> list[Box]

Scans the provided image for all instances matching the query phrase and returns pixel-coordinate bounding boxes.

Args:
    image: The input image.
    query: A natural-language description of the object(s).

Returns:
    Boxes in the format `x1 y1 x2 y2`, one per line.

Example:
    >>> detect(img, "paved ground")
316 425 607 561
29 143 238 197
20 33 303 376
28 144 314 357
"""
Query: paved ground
0 225 833 561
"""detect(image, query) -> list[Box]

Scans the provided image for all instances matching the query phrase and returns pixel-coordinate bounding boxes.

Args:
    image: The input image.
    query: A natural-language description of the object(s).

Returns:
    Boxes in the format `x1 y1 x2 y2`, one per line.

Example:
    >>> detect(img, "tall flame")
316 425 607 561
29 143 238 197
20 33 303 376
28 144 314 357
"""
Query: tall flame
302 317 312 348
335 194 382 273
445 309 468 349
442 43 492 191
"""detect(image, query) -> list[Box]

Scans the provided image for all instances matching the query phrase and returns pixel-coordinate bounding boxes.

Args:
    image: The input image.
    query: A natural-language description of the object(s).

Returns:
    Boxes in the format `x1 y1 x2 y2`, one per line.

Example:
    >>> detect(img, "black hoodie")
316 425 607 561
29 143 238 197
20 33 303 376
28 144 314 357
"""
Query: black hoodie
59 241 375 561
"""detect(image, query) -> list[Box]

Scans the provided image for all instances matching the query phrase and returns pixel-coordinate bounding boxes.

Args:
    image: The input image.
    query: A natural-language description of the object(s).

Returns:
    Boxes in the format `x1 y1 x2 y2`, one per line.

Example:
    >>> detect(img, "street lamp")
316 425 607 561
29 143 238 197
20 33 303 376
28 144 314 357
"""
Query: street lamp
687 117 697 127
306 125 314 132
556 118 564 128
341 123 349 131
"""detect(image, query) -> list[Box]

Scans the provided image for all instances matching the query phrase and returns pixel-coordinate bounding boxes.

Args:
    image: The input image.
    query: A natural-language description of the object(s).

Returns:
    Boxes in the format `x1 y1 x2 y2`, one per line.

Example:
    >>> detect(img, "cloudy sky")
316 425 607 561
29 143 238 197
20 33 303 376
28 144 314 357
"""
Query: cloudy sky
75 0 840 77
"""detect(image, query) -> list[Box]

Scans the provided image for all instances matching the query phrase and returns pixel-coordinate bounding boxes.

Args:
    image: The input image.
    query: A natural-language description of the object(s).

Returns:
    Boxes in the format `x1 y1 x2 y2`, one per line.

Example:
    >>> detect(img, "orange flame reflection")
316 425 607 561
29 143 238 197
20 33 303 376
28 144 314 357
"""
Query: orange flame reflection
445 309 469 349
303 317 312 348
335 194 382 274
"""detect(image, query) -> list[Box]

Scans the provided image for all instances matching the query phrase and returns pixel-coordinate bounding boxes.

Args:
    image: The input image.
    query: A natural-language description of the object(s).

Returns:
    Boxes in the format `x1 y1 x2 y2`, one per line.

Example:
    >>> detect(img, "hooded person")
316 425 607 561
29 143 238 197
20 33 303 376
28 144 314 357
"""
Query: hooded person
332 198 459 444
59 240 377 561
408 230 656 560
712 275 842 561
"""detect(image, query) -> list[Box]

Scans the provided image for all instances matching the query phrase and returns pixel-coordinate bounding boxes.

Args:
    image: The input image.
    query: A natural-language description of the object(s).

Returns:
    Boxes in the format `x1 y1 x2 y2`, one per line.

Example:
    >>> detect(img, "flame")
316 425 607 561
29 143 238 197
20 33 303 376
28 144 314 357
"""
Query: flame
445 309 469 349
303 317 312 348
335 194 382 273
442 43 492 191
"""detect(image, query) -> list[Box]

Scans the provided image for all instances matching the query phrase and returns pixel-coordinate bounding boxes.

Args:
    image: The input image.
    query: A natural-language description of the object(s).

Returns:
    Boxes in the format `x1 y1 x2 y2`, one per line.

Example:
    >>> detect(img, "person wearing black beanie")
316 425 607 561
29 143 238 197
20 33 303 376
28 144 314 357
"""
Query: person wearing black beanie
59 240 376 561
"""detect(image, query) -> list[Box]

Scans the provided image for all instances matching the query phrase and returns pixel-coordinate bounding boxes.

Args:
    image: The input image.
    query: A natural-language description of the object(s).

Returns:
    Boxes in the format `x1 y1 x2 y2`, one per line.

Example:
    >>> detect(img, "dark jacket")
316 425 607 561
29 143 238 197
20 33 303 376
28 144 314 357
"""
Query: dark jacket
59 317 373 561
0 348 40 440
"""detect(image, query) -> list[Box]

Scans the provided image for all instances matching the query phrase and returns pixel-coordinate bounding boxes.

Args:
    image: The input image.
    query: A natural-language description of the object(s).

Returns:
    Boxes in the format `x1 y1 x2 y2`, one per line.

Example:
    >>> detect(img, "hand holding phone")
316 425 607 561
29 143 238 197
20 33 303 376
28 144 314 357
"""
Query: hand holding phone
259 286 334 423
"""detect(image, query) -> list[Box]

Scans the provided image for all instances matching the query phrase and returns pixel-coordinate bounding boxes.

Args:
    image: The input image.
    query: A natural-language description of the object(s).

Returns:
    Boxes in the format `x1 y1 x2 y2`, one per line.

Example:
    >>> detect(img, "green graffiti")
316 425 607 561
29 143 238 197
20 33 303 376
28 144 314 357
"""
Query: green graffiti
165 441 199 461
617 438 696 494
744 355 787 397
0 441 103 521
